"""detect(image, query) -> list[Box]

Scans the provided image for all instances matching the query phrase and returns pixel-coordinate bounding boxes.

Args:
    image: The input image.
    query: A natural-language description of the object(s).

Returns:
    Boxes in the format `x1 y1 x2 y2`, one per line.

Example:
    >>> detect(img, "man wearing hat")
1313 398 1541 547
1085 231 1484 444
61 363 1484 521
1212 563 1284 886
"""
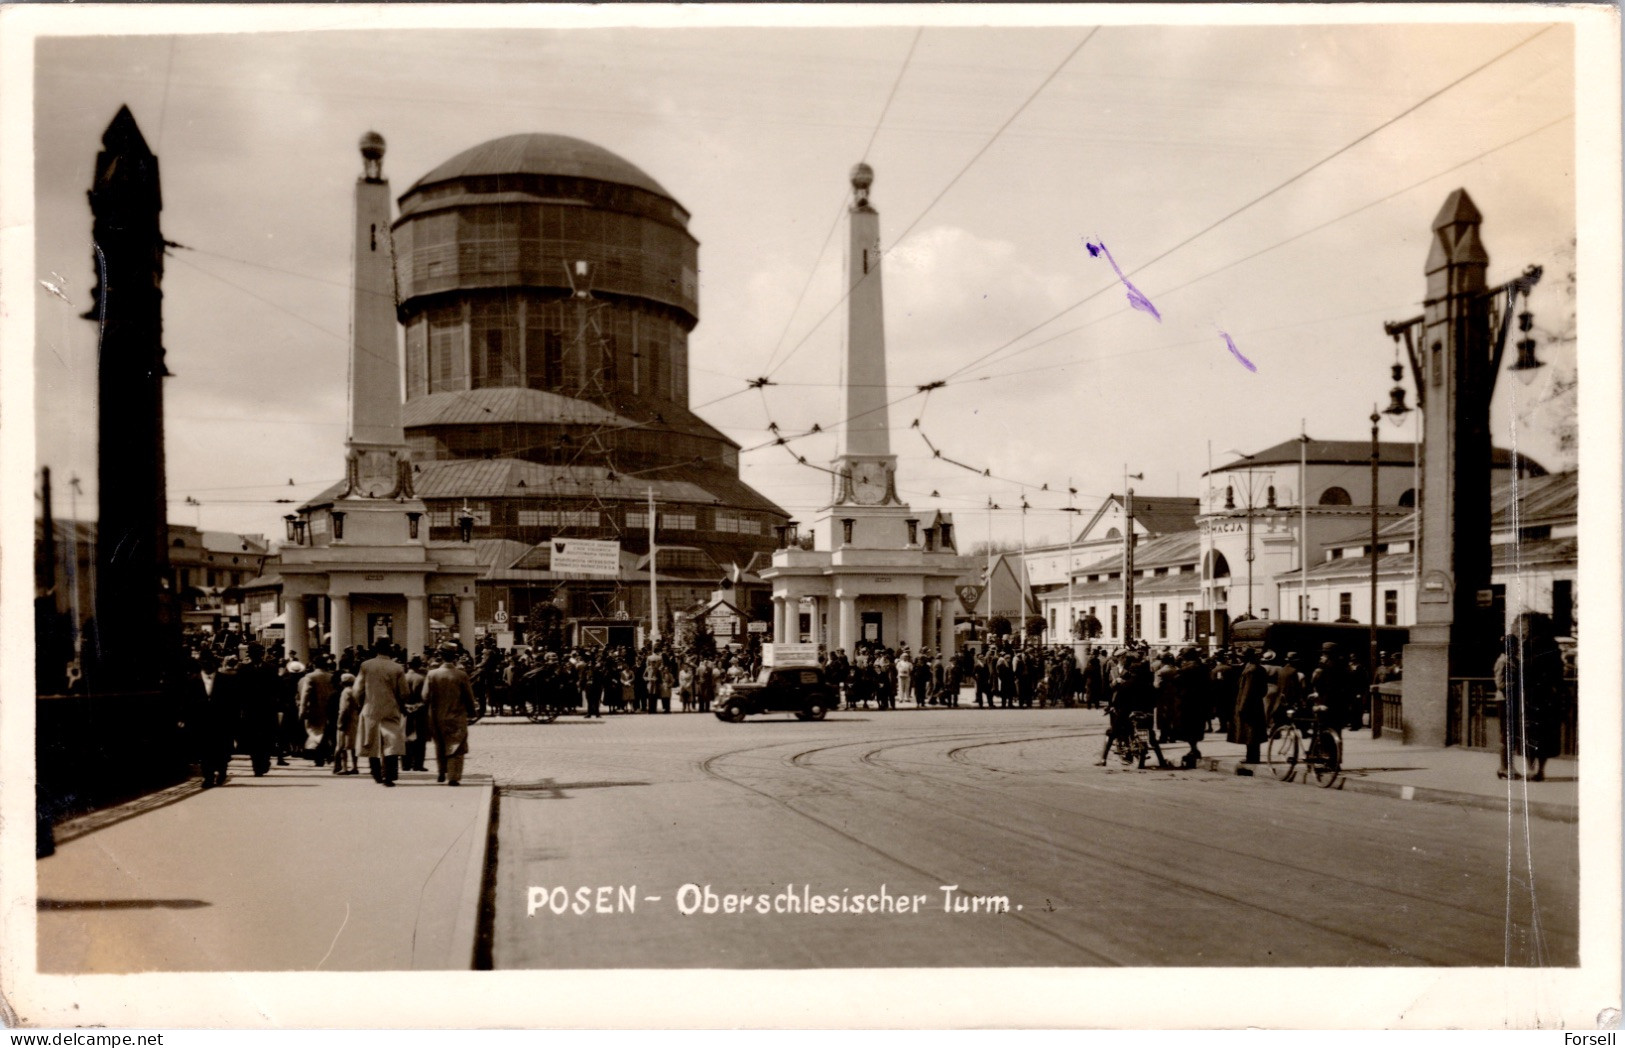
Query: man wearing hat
1233 648 1270 764
1312 642 1355 733
354 636 410 786
424 651 477 785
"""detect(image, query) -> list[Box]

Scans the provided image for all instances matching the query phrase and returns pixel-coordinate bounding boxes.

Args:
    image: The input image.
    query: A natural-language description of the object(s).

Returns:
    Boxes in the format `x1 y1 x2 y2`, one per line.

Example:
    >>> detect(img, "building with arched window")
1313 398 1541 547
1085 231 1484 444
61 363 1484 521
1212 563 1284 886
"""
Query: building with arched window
1017 436 1554 648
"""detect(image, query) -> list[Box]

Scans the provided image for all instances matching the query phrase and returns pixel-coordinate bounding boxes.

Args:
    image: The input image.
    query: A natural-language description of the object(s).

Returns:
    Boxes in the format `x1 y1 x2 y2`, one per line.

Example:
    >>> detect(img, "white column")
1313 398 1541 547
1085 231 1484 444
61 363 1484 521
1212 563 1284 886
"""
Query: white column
406 594 428 656
457 596 477 651
329 594 351 655
771 596 785 644
923 598 938 657
904 595 924 654
938 595 954 659
838 595 857 653
285 595 309 663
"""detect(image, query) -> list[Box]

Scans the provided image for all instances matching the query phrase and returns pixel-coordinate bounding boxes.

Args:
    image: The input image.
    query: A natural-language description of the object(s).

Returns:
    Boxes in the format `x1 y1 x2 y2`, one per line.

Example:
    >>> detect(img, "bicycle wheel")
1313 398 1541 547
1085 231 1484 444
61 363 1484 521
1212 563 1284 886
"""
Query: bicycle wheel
1310 728 1342 788
1265 723 1299 781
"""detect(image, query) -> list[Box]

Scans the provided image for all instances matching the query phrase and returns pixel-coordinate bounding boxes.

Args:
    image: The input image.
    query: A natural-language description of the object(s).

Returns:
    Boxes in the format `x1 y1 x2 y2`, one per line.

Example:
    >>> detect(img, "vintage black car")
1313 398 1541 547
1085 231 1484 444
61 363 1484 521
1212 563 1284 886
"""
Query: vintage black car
715 664 836 722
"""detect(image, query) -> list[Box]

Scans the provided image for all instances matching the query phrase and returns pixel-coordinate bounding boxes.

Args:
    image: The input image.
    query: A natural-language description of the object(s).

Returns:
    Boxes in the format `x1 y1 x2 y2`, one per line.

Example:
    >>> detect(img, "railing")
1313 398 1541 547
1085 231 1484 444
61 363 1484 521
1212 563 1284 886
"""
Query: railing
1371 683 1404 740
1447 676 1578 757
1371 678 1577 756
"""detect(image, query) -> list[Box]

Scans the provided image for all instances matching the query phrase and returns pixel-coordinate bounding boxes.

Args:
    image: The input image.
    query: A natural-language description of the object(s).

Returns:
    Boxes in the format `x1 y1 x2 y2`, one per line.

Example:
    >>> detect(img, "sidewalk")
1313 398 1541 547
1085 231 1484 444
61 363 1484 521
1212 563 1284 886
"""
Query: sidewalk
1180 727 1579 822
36 755 492 972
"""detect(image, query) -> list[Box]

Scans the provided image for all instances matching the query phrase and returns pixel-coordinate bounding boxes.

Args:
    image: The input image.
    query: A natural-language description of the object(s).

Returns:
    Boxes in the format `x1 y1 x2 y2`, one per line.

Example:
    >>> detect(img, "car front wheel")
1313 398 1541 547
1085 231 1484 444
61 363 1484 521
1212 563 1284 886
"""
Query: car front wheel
723 703 747 723
804 703 827 721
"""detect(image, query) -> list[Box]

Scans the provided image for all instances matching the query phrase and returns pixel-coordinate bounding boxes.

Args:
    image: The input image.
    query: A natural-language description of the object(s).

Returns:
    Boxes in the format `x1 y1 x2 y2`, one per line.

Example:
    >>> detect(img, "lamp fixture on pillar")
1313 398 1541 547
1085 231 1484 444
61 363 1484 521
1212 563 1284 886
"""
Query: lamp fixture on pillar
457 502 475 543
407 511 421 540
1508 307 1545 384
283 514 303 545
1384 363 1411 424
330 511 345 541
787 520 800 548
906 518 919 545
841 518 855 544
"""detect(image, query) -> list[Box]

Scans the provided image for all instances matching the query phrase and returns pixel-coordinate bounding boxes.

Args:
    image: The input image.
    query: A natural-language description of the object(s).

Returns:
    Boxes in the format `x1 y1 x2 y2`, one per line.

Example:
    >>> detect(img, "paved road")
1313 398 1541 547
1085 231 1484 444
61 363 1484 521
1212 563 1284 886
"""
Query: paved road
470 707 1576 969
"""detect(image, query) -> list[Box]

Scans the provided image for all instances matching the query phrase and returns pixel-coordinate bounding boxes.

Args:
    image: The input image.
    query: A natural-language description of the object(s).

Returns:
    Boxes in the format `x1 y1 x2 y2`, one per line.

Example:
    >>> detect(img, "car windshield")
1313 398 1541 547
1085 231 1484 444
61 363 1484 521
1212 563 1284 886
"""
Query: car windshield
755 668 773 684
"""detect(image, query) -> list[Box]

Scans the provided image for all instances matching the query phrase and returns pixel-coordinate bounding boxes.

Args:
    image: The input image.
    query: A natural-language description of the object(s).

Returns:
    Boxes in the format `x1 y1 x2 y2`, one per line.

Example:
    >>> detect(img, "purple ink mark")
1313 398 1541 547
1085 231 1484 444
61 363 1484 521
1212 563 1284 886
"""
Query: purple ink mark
1221 331 1257 372
1085 238 1160 322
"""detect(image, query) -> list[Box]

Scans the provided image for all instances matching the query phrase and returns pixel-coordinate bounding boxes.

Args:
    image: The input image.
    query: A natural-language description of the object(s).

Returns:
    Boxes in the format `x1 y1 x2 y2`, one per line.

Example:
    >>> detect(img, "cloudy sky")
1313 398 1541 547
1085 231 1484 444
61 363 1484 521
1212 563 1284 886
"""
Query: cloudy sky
22 8 1583 550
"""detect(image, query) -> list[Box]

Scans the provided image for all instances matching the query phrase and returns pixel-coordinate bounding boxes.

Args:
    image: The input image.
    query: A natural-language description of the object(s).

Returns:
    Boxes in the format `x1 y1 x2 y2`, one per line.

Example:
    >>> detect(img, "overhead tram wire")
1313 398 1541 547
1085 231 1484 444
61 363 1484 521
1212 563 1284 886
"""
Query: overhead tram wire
946 110 1578 385
935 23 1559 385
762 27 1101 382
759 27 924 379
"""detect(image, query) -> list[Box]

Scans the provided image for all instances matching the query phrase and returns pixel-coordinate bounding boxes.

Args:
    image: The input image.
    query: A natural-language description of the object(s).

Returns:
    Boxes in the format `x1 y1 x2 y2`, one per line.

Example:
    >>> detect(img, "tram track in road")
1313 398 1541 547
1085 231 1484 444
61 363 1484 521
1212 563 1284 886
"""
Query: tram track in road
839 734 1571 963
696 730 1138 965
706 727 1435 964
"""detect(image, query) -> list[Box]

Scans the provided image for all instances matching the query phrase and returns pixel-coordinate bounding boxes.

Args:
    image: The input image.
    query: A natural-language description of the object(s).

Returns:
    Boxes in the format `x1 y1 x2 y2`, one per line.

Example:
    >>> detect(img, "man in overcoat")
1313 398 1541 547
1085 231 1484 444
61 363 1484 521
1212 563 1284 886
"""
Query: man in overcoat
187 649 240 788
424 651 477 785
1233 649 1270 764
354 637 409 786
402 655 429 772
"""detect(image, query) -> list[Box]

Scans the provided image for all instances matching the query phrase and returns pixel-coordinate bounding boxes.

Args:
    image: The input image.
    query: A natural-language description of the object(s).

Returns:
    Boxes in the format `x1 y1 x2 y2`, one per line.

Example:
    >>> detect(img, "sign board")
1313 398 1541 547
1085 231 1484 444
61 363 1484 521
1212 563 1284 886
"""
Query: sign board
764 642 819 666
549 538 621 576
956 584 985 615
494 631 515 649
747 621 770 634
580 625 610 648
493 609 509 624
863 622 879 641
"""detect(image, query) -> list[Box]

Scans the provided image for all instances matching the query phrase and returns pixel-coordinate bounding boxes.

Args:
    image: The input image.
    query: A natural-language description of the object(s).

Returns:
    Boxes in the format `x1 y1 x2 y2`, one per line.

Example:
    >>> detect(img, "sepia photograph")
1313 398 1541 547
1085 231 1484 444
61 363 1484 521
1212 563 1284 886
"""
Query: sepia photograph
1 2 1619 1030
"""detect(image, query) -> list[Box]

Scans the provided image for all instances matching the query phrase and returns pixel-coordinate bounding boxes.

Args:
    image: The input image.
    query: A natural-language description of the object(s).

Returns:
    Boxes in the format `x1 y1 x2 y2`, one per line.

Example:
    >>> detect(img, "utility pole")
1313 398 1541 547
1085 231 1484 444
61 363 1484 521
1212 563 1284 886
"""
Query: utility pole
647 486 659 645
1018 491 1029 643
1369 406 1381 676
1123 468 1142 645
1298 423 1309 619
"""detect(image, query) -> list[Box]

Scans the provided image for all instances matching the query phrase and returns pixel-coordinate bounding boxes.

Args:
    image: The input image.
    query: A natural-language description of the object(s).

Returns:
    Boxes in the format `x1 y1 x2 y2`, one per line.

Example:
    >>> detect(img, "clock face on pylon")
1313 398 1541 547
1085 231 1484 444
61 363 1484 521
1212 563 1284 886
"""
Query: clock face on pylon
850 461 890 505
351 448 399 499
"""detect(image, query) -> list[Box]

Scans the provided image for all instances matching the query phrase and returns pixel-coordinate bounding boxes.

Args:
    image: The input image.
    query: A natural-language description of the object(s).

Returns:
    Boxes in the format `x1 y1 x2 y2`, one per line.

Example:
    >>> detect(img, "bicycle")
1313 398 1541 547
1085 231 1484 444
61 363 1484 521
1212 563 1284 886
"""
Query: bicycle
1113 710 1155 769
1265 703 1341 787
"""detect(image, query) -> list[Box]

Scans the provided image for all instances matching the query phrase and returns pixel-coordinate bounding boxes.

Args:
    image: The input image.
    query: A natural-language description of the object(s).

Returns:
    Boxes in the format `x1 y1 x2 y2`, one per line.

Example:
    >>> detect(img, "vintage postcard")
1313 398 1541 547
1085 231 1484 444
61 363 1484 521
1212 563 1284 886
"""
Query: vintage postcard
1 1 1619 1031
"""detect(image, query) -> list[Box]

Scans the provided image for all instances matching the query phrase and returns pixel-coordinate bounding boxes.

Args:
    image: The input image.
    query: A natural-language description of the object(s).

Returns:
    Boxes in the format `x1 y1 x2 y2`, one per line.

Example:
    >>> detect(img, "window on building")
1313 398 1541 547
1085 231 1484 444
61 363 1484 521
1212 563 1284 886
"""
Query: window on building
663 513 696 531
626 512 647 531
428 304 466 393
429 507 453 528
518 508 601 528
206 569 216 587
1552 579 1574 637
1183 602 1194 639
1339 592 1352 620
1110 605 1118 639
404 317 428 398
470 300 520 388
1132 604 1143 638
1049 609 1057 633
1383 589 1398 626
1319 487 1352 506
1157 602 1168 639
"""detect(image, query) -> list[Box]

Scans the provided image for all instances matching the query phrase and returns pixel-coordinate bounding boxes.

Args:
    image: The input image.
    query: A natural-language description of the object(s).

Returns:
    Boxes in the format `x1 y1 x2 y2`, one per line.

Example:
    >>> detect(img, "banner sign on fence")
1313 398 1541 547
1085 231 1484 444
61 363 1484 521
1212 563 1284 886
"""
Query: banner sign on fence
549 538 621 576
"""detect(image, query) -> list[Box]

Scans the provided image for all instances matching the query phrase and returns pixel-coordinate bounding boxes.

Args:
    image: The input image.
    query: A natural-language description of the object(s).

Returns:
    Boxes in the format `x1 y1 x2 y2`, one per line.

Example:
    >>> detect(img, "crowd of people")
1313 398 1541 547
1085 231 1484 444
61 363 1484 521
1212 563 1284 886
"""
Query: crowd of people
180 634 477 789
175 610 1568 788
